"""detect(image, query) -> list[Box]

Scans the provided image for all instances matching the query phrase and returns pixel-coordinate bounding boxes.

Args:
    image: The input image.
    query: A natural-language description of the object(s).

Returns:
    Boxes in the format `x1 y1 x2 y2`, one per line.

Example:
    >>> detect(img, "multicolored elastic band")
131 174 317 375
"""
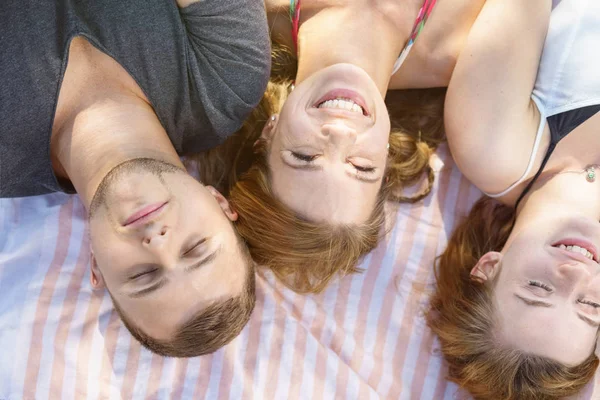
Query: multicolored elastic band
289 0 302 52
392 0 437 74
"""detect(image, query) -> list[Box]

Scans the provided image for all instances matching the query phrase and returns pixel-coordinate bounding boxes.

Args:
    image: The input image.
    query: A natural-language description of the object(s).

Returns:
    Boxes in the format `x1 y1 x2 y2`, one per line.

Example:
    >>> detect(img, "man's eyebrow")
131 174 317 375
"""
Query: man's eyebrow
578 313 600 328
130 278 168 299
345 170 381 183
184 246 221 273
514 294 554 308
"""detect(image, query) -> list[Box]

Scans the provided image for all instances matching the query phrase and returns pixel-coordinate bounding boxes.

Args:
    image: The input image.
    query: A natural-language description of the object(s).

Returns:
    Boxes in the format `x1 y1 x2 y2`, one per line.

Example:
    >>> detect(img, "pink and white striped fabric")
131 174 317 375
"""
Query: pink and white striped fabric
1 145 598 399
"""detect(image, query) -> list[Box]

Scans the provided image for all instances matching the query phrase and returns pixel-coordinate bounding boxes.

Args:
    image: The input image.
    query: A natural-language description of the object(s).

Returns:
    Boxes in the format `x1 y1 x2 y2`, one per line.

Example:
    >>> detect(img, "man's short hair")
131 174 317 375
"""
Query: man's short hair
112 235 256 357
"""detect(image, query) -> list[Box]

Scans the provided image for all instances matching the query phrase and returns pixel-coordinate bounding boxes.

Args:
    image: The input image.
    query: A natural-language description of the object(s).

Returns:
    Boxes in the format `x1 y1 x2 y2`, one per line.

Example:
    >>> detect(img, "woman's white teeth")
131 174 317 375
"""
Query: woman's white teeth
318 98 364 114
558 244 595 260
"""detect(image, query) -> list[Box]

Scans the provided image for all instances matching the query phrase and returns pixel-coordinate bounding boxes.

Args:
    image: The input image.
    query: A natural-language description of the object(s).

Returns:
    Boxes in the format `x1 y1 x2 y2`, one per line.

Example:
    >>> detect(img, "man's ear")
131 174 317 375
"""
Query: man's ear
90 253 105 289
260 114 278 141
470 251 503 283
206 186 238 221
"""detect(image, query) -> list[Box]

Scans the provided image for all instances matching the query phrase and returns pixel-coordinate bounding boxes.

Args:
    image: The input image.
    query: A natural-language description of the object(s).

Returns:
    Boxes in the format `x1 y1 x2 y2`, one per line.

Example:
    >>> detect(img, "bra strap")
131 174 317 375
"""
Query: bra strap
484 96 547 198
391 0 438 75
289 0 301 52
513 142 557 211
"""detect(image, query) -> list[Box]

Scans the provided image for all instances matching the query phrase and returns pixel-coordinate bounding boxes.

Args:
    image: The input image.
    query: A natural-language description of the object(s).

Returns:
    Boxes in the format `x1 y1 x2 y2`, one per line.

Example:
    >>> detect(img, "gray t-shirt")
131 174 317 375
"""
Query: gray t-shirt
0 0 270 197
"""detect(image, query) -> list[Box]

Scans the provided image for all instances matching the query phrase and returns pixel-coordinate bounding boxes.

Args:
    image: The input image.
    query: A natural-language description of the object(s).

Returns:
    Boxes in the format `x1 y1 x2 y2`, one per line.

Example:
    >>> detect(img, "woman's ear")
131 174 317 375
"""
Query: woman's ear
470 251 503 282
206 185 238 221
260 114 278 141
89 253 105 289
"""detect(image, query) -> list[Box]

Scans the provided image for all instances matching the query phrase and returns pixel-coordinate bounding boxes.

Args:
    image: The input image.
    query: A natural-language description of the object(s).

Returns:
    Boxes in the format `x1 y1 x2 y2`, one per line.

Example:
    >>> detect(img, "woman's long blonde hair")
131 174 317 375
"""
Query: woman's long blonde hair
427 196 598 399
193 44 445 293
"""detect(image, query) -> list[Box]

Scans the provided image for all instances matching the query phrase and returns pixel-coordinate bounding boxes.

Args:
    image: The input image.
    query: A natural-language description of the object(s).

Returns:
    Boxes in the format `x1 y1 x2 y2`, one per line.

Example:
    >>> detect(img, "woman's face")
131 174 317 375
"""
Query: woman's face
476 211 600 366
264 63 390 224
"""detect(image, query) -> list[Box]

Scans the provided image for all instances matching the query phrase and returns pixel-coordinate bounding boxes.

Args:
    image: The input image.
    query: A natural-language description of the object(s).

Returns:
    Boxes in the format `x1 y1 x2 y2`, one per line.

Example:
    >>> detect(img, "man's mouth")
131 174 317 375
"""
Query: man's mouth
123 202 168 227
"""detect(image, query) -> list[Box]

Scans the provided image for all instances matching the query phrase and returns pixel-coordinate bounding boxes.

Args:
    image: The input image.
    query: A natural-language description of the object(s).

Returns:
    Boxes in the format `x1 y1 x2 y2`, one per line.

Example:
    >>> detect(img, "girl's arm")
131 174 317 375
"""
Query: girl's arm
444 0 551 193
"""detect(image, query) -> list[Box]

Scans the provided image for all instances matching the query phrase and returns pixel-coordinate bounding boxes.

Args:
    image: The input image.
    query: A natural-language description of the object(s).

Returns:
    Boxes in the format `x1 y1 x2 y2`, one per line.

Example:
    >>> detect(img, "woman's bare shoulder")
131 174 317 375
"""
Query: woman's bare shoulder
389 0 486 90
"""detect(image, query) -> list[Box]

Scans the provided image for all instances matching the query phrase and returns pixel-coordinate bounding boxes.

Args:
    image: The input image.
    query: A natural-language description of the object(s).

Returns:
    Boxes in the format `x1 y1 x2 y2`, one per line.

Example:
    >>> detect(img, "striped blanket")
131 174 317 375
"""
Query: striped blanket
1 145 598 399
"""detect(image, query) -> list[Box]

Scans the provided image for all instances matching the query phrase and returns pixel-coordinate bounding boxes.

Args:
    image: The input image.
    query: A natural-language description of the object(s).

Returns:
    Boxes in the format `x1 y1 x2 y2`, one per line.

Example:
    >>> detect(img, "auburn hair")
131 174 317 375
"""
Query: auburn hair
192 43 445 293
427 196 598 399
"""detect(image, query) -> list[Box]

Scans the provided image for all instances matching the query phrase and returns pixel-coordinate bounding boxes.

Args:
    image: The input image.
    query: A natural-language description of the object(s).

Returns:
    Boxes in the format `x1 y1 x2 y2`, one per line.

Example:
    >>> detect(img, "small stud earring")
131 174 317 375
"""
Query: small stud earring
271 115 276 121
386 143 390 150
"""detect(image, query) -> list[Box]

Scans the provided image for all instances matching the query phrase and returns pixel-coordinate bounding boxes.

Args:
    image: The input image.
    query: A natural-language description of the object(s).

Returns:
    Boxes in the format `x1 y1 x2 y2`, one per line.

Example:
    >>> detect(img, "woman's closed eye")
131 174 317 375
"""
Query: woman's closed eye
291 152 319 163
347 156 377 176
528 280 553 292
351 163 376 173
578 299 600 308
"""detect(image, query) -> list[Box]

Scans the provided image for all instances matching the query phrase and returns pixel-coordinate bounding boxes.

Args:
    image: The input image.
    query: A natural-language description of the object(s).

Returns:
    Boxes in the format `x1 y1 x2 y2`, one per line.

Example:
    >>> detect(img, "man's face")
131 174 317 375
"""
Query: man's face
88 159 246 340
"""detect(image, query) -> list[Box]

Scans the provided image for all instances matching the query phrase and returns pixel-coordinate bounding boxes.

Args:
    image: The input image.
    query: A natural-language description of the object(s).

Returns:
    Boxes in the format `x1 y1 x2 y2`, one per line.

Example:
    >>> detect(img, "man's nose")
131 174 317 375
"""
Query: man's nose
143 224 169 247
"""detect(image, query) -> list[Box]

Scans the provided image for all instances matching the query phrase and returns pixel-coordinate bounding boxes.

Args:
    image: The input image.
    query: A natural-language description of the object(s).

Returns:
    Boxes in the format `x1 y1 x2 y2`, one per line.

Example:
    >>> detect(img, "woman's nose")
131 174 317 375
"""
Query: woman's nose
321 121 357 145
556 261 595 289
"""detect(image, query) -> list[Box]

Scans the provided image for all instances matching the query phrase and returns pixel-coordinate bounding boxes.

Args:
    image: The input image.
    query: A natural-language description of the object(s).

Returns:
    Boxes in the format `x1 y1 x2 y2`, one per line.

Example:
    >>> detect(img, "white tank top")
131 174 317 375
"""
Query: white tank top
485 0 600 198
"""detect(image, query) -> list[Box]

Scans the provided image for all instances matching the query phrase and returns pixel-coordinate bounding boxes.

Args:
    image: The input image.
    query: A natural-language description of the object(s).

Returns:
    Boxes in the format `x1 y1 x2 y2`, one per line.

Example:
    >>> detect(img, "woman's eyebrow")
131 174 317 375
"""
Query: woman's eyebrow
514 294 553 308
578 313 600 328
345 170 380 183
